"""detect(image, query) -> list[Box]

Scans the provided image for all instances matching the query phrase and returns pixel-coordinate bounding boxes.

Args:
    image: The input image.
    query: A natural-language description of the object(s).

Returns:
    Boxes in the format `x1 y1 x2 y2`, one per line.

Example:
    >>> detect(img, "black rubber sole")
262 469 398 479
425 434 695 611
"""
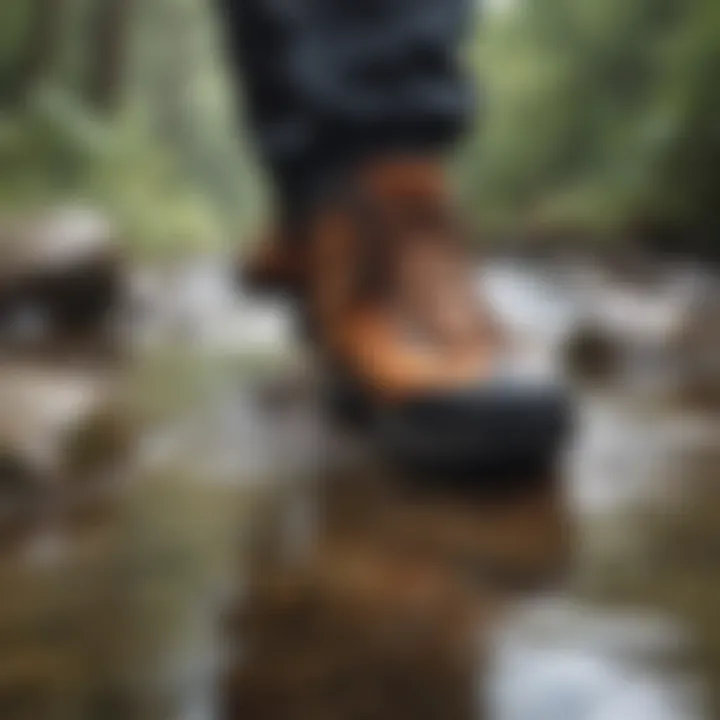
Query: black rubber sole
324 370 572 478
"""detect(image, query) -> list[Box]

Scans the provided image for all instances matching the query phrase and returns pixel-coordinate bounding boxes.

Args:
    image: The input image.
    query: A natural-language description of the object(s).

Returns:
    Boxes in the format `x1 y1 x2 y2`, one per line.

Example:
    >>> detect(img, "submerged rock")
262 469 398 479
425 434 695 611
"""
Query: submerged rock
0 365 117 478
563 322 621 382
0 453 44 550
0 364 128 549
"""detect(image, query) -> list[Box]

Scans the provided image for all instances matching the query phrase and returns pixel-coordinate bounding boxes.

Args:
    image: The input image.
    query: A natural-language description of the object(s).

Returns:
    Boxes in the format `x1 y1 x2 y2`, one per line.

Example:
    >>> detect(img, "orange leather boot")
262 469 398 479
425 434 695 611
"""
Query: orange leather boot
304 157 570 473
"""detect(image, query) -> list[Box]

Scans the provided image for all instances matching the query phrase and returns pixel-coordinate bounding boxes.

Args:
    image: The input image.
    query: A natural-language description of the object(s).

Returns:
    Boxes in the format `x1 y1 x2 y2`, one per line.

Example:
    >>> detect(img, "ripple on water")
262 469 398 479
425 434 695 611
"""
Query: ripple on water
489 600 705 720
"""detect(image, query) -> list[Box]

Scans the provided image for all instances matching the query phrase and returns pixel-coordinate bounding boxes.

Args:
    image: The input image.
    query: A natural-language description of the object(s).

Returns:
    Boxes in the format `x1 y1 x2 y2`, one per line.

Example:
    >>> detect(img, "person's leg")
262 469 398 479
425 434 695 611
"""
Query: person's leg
218 0 570 473
217 0 474 217
217 0 311 215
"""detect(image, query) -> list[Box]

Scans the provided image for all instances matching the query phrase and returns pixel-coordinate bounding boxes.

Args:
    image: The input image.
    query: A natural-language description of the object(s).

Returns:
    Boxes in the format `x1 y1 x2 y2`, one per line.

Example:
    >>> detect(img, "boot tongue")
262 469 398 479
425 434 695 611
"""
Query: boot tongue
355 159 494 351
394 232 484 351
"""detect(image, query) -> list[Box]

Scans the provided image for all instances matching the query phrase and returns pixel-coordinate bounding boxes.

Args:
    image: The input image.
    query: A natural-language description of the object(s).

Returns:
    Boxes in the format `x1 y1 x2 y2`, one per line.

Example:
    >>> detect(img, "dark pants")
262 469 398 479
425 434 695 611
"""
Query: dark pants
217 0 475 215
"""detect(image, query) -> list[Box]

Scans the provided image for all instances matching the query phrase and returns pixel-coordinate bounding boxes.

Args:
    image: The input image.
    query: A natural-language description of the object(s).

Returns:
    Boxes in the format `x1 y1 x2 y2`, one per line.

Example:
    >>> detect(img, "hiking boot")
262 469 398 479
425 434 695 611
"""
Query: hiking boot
306 157 571 473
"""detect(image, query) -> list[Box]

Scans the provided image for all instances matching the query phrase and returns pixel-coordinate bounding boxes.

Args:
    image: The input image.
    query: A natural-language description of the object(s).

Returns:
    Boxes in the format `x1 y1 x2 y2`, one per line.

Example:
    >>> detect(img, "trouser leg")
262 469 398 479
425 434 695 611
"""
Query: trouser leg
217 0 475 213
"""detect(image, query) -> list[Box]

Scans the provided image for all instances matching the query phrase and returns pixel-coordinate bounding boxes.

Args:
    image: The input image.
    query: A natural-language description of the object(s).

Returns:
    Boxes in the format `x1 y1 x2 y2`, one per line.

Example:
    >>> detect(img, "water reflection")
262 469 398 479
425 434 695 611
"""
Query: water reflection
226 466 572 720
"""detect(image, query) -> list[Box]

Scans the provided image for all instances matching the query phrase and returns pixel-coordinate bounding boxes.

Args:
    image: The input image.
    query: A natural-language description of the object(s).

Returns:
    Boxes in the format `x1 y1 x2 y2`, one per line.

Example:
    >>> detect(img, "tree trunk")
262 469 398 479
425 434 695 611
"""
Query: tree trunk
1 0 65 105
87 0 134 113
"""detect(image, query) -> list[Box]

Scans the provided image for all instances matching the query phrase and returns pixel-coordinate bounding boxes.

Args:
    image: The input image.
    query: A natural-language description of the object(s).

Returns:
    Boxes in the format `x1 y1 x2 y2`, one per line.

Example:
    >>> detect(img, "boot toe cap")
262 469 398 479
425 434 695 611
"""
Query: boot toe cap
379 375 573 475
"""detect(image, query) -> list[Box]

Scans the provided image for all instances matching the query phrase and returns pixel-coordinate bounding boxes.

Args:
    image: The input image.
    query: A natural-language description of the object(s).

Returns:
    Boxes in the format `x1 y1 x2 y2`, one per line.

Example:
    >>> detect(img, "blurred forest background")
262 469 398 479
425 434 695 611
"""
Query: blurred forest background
1 0 719 258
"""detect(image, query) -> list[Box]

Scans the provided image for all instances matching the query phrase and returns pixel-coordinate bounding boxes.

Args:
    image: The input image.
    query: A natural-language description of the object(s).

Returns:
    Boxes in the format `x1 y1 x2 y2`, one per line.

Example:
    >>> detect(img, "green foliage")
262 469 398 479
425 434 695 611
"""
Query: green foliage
1 0 719 252
0 0 264 260
462 0 720 243
0 2 33 87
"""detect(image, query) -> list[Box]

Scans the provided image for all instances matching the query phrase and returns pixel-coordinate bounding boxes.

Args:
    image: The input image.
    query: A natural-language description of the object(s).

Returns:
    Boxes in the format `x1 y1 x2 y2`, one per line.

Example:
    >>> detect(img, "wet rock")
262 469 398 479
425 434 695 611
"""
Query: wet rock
0 454 44 551
0 207 123 346
0 364 128 550
667 283 720 409
61 406 133 484
563 322 621 382
671 372 720 412
59 405 134 536
0 365 119 479
596 245 671 289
